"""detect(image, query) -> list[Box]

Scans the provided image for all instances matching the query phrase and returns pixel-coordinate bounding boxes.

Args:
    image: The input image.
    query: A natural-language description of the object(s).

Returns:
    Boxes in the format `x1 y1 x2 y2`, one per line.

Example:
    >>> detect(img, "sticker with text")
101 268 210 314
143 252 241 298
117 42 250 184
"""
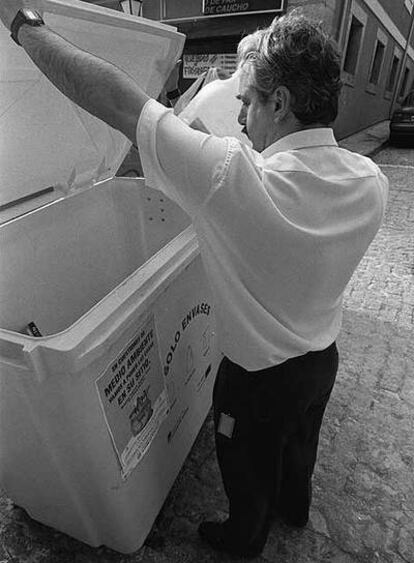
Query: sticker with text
96 315 168 479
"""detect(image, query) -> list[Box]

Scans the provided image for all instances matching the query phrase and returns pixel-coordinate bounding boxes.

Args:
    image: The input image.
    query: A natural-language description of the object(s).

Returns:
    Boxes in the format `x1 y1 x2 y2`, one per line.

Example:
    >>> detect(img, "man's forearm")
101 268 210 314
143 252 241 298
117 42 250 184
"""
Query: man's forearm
19 24 149 143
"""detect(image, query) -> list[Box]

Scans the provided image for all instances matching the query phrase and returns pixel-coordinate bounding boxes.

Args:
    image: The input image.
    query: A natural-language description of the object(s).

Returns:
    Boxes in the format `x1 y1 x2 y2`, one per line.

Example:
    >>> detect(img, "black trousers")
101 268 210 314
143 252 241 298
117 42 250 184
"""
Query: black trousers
212 342 339 550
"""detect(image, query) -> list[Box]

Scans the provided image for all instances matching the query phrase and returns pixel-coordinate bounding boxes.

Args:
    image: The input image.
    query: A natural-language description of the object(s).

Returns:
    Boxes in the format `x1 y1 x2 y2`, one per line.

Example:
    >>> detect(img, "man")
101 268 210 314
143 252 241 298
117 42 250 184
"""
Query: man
0 2 388 558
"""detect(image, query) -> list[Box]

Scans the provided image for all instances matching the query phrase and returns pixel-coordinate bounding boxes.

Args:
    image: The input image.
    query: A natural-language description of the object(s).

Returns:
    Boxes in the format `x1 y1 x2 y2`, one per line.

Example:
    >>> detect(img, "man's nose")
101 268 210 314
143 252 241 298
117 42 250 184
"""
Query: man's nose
238 107 246 126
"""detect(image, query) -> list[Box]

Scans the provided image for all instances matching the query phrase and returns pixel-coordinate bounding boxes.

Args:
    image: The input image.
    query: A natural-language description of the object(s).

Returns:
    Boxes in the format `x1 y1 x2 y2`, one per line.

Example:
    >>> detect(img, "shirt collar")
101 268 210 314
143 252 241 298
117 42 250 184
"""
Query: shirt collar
261 128 338 159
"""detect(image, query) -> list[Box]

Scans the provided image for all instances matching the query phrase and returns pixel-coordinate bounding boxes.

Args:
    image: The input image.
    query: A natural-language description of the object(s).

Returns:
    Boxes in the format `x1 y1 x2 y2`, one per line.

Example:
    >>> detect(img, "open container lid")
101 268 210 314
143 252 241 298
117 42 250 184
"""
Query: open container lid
0 0 185 214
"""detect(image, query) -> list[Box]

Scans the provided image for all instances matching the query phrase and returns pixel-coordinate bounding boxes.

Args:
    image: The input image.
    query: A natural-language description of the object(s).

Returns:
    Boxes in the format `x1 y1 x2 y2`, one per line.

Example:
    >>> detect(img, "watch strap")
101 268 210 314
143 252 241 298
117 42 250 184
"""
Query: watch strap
10 9 45 46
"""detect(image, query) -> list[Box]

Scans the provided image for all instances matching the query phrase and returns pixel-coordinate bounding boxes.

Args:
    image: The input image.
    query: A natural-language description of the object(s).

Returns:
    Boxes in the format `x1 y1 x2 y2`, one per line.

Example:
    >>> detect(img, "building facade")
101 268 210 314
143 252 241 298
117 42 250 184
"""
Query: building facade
136 0 414 139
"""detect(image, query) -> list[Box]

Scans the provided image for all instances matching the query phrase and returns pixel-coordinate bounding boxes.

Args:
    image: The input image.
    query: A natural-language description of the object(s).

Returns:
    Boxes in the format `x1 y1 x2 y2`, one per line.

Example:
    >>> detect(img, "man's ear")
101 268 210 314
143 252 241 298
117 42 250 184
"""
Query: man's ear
272 86 291 118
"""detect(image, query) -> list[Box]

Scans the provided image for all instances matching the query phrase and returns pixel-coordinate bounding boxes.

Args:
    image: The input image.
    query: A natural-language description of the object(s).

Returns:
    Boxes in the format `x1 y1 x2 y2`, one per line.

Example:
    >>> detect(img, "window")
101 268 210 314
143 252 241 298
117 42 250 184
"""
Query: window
399 66 410 98
343 15 364 75
342 1 367 83
369 40 385 85
386 53 400 92
367 29 387 90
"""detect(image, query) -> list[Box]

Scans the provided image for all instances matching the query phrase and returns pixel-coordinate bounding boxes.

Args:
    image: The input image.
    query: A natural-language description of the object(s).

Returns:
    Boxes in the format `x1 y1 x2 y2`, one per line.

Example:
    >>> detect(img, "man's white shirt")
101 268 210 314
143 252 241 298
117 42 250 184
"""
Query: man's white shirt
137 99 388 370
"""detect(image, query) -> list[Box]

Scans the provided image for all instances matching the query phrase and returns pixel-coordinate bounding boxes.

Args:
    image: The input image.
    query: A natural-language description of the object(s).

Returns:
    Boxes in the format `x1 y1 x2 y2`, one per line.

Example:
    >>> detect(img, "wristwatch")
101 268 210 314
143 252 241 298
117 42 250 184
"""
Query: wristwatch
10 8 45 46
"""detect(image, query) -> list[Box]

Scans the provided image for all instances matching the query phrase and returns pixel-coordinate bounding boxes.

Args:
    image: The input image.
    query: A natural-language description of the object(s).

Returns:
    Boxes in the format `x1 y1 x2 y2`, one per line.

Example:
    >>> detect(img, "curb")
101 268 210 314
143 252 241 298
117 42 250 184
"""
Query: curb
338 120 390 158
366 139 389 158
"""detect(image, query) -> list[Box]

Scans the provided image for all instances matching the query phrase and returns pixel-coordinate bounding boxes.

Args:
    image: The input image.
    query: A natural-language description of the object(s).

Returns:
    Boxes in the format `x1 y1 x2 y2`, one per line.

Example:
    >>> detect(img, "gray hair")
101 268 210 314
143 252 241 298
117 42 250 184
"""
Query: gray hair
240 11 343 125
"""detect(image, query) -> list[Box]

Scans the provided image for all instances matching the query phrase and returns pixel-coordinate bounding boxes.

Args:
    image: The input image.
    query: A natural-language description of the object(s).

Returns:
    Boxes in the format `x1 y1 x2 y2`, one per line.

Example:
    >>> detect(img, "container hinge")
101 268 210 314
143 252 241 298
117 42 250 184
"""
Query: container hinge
23 344 49 383
56 166 77 196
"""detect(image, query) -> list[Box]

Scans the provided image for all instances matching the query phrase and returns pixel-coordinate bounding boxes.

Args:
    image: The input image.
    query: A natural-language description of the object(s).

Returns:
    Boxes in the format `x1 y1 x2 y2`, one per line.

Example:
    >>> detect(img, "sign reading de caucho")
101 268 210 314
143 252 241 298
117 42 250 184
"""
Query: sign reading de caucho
202 0 284 16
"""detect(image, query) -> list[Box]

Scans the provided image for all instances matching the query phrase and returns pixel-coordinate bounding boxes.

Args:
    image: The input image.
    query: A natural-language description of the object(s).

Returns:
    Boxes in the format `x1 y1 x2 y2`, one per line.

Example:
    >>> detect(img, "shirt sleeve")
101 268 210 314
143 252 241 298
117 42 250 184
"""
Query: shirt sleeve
137 98 232 217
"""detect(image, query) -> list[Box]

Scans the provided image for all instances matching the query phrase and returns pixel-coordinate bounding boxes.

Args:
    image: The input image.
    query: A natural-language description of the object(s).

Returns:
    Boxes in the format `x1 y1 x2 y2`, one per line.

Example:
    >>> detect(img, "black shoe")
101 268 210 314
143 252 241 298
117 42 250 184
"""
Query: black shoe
282 514 308 528
198 520 265 558
270 506 308 528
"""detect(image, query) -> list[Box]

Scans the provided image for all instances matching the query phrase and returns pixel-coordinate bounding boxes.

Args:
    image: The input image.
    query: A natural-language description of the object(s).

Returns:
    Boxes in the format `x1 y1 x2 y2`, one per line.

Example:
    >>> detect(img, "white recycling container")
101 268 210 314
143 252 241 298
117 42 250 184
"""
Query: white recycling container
0 0 219 553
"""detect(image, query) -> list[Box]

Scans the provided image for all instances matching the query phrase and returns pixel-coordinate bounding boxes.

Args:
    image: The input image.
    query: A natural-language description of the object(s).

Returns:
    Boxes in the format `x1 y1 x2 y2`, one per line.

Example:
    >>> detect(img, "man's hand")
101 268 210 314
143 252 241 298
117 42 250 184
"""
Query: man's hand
0 0 43 30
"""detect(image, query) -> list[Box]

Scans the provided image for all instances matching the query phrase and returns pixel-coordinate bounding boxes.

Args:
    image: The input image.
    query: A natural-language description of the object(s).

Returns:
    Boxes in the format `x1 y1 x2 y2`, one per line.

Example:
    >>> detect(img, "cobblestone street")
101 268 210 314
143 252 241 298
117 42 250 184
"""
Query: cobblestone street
1 142 413 563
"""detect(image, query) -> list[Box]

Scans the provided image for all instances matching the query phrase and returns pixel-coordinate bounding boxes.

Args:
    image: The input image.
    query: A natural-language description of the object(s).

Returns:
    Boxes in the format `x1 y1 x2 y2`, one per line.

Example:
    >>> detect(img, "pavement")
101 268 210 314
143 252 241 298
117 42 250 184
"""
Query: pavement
337 120 391 156
2 119 414 563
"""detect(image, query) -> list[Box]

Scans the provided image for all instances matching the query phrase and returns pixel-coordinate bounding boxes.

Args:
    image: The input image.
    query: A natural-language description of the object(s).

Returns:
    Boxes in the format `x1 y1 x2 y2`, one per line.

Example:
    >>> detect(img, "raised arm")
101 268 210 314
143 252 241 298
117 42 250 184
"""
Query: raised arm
0 0 148 143
1 0 234 216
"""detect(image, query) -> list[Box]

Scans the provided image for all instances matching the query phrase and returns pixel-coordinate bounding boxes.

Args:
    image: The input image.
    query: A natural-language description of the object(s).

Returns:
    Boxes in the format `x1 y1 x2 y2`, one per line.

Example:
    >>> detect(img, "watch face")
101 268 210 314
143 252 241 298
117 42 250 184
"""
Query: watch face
24 9 41 22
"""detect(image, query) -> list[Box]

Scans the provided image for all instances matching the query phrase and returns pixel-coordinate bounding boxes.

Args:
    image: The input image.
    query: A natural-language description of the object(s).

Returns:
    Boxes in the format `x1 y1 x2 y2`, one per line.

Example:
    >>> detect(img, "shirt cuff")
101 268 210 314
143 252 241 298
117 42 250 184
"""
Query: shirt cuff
136 98 173 191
